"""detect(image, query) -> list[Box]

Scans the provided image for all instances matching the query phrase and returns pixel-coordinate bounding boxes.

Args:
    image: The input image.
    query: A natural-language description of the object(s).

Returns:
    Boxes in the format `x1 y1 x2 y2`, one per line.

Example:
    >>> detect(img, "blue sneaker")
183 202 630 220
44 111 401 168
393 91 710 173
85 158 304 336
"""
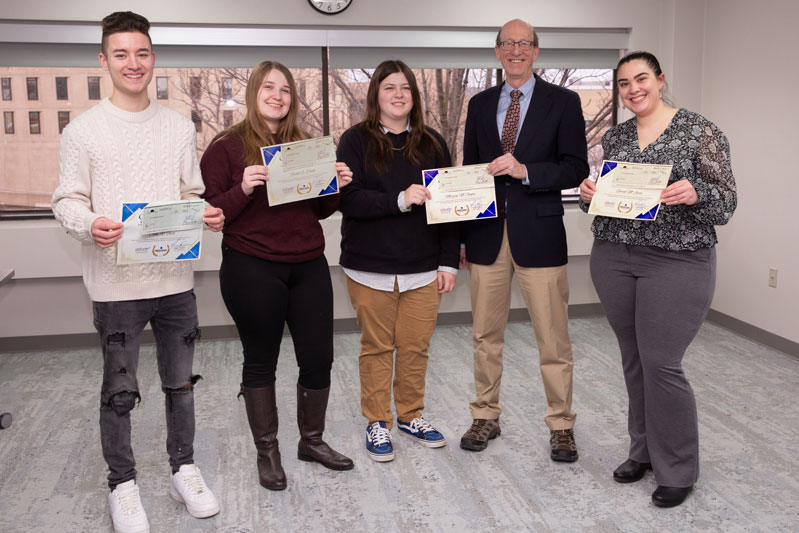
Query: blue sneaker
366 421 395 462
397 415 447 448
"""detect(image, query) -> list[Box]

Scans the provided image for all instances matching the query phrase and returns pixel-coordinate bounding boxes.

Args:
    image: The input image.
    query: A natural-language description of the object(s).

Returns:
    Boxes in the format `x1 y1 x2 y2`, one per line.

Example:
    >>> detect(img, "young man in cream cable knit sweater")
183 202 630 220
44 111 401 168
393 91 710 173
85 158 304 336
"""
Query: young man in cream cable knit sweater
51 12 224 533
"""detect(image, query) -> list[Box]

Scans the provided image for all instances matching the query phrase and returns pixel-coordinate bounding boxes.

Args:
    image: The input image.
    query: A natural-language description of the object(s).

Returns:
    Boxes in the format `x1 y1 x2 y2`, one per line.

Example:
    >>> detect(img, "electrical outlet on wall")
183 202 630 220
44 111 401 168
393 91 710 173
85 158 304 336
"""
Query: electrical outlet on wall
768 267 778 288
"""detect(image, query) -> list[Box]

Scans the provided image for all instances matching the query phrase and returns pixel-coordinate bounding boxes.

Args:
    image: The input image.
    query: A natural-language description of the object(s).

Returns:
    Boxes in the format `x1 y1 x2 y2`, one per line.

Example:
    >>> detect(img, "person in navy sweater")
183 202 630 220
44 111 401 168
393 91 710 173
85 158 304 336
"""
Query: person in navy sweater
336 60 459 462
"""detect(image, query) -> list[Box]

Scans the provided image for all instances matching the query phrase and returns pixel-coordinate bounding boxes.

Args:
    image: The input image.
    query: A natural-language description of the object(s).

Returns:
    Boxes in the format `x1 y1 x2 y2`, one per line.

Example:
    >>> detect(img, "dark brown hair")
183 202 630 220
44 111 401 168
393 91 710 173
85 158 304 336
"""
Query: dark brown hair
362 60 442 172
222 61 309 166
101 12 152 56
617 51 663 77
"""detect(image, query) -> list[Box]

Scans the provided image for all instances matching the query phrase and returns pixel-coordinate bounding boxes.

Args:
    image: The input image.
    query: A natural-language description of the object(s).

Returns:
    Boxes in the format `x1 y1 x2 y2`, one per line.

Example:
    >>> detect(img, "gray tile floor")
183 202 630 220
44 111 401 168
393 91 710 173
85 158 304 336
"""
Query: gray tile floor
1 317 798 532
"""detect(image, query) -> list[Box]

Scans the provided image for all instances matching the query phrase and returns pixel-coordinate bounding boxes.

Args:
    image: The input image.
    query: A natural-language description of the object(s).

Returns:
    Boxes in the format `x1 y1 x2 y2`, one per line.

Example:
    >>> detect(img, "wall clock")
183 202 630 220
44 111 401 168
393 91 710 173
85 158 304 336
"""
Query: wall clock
308 0 353 15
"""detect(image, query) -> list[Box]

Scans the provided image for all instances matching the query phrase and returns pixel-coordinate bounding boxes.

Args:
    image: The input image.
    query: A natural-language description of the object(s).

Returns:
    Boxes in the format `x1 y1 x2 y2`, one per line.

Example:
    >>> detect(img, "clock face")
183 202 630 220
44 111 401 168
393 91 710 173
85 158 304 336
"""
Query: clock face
308 0 353 15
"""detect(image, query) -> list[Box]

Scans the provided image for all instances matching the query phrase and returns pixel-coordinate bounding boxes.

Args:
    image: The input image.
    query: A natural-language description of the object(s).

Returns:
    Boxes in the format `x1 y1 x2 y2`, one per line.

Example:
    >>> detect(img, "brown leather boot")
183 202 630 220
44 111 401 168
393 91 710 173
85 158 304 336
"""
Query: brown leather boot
296 384 354 471
238 385 287 490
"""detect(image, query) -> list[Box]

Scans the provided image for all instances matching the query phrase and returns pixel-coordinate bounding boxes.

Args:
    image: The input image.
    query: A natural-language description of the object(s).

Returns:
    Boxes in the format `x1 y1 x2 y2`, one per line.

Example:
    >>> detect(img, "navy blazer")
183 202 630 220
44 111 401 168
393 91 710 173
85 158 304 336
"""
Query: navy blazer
461 75 589 268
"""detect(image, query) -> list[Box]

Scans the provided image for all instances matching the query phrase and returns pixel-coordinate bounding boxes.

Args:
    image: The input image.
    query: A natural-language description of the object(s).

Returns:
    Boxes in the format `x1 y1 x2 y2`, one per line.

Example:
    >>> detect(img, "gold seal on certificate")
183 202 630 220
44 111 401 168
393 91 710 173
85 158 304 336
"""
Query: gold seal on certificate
117 200 205 265
261 136 339 206
588 160 674 220
422 164 497 225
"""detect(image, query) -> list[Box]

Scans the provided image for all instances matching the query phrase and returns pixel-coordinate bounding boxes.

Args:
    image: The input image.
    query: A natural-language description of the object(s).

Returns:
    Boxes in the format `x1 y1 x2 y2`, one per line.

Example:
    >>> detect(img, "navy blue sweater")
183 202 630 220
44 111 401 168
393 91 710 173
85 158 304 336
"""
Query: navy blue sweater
336 124 460 274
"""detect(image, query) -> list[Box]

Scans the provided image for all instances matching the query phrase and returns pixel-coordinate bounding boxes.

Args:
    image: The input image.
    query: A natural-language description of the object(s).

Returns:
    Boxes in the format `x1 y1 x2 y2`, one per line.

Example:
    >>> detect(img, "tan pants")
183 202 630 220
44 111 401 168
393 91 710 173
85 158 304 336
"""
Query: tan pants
346 277 441 428
469 225 576 430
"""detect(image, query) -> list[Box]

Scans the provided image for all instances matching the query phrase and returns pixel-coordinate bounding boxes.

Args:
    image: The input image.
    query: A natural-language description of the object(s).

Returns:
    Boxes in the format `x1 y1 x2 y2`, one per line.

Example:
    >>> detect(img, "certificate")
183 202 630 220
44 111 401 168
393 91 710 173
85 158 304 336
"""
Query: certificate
588 160 673 220
261 136 339 206
422 164 497 225
117 202 203 265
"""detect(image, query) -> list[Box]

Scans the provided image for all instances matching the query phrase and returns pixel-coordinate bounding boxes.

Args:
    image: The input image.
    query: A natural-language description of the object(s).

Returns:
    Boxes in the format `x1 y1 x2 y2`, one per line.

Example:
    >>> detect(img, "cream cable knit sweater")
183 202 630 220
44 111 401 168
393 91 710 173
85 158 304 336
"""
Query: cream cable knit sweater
52 98 204 302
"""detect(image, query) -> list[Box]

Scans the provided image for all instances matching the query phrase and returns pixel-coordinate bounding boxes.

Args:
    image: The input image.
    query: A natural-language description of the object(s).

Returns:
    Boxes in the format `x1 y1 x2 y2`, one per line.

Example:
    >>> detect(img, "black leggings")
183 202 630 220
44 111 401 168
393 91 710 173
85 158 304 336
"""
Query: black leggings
219 243 334 390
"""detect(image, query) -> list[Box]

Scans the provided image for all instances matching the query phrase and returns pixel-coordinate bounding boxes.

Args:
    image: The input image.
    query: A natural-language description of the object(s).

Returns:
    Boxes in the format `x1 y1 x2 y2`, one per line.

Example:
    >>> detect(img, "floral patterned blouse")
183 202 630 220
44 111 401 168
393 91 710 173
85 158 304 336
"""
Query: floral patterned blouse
579 108 737 251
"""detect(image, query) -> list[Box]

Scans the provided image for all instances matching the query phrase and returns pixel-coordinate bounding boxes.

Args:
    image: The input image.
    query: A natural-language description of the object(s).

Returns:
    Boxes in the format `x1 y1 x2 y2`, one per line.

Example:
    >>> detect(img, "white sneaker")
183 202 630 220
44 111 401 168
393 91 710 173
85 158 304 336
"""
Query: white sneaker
108 480 150 533
169 464 220 518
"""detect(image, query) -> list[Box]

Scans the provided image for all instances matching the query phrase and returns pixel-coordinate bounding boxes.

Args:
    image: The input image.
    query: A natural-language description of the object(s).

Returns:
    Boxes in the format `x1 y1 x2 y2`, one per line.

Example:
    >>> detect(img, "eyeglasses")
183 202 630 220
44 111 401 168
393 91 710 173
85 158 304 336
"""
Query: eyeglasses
497 40 537 51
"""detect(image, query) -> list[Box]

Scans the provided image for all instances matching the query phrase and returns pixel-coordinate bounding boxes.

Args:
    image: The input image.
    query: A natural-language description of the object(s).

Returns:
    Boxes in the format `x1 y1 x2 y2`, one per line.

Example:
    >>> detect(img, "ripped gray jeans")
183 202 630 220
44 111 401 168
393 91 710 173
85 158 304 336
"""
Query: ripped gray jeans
93 289 201 489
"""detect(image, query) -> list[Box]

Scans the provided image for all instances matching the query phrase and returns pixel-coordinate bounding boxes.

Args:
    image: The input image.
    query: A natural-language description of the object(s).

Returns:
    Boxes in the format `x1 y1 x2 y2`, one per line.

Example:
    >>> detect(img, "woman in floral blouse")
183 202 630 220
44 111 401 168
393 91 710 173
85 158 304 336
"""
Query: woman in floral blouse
579 51 736 508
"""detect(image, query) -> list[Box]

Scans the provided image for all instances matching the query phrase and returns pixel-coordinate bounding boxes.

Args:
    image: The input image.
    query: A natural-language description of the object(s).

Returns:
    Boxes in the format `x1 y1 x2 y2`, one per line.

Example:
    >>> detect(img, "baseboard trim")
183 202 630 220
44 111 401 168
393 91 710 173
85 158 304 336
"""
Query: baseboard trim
705 309 798 358
1 304 794 358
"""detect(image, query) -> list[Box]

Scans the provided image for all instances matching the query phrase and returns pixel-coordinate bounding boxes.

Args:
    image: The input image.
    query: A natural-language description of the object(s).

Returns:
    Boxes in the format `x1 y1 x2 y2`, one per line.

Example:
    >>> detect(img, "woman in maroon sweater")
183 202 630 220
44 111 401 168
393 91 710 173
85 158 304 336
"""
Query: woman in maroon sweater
200 61 353 491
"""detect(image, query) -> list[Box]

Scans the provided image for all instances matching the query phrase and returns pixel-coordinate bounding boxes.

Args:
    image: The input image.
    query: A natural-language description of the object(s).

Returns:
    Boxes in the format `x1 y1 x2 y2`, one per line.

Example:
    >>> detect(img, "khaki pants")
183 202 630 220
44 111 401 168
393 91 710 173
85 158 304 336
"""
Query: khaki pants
469 224 576 430
346 277 441 428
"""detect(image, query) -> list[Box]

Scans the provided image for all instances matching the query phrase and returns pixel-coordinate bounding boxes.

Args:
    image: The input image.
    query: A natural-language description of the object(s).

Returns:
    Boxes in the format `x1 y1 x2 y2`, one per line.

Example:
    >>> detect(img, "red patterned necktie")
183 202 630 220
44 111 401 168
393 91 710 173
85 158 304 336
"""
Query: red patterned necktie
500 89 521 154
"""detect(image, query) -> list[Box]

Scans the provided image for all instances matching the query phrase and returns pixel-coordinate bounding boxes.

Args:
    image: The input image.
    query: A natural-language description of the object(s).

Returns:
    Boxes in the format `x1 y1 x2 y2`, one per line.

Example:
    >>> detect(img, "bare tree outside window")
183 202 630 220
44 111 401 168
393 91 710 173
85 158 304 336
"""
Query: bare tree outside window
27 77 38 100
56 77 68 100
190 76 201 100
29 111 40 134
87 77 101 100
156 76 169 99
58 111 70 134
1 78 11 101
223 110 233 128
3 111 13 134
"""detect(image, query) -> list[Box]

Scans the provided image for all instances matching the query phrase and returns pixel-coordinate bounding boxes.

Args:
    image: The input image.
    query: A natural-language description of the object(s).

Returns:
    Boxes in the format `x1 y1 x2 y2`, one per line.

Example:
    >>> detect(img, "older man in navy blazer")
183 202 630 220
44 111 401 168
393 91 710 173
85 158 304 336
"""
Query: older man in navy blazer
459 19 589 461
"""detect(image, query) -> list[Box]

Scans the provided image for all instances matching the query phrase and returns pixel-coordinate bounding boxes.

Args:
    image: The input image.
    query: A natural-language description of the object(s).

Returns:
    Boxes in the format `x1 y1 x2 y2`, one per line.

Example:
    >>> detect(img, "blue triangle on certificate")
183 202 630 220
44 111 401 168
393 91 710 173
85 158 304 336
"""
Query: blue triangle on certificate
423 170 439 187
177 242 201 260
319 177 338 195
261 146 281 165
476 201 497 218
122 202 149 222
601 161 617 177
635 205 660 220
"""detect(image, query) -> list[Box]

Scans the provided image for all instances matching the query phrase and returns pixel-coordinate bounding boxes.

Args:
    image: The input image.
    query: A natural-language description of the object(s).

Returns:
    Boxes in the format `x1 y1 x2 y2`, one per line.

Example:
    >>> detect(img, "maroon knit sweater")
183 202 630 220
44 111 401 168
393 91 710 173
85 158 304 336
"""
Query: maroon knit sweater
200 133 340 263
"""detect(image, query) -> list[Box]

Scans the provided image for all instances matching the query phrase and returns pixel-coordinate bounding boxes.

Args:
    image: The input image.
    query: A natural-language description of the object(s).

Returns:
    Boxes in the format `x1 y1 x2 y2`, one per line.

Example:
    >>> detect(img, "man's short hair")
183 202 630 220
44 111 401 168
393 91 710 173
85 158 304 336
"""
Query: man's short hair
495 20 539 48
101 11 152 55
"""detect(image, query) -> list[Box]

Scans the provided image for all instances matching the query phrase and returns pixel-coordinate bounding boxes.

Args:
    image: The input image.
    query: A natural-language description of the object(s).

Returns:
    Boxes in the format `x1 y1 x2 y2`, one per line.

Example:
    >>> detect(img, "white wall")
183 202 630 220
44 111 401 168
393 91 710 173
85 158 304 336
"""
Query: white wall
700 0 799 342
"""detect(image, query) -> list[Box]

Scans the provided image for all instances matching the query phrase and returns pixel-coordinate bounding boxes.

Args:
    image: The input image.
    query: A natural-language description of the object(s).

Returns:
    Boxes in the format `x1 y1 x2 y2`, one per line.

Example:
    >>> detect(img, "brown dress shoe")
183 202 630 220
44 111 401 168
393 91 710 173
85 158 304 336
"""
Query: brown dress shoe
460 418 501 451
550 429 578 462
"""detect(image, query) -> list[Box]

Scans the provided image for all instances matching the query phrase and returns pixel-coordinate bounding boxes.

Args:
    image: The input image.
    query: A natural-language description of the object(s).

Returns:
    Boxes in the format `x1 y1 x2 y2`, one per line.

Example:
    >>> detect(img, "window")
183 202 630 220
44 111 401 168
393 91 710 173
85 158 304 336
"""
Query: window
156 76 169 99
190 77 201 99
1 24 625 216
87 76 101 100
191 110 202 132
1 78 10 101
56 77 68 100
29 111 41 134
3 112 13 134
58 111 70 134
27 77 38 100
222 77 233 100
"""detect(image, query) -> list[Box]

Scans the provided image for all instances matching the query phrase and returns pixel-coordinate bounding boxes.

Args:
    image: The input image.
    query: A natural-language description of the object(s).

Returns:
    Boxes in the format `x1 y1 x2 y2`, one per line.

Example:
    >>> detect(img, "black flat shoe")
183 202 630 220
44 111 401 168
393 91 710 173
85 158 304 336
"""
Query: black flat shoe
652 485 693 508
613 459 652 483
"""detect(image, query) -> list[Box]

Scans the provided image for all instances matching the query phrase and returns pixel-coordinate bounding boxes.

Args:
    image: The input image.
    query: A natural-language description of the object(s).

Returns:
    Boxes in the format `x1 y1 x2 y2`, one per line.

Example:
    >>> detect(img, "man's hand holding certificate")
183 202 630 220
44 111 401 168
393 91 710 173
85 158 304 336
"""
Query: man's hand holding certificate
117 199 205 264
423 164 497 224
261 136 339 206
588 160 673 220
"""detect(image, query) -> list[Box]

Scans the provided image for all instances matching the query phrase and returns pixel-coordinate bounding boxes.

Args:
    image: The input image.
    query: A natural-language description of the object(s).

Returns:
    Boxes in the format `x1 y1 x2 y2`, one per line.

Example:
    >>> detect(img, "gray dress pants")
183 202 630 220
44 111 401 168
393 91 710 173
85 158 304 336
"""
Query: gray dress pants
590 239 716 487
